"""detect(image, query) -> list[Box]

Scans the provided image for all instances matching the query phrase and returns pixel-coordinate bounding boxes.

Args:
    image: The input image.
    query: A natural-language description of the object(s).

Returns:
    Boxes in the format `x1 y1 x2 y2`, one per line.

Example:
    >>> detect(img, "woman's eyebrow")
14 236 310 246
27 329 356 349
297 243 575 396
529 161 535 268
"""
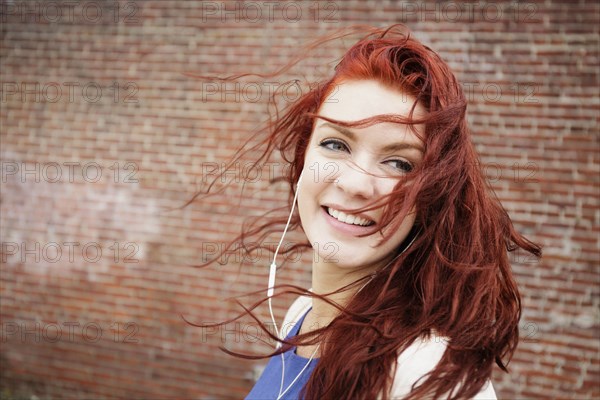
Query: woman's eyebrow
318 122 425 154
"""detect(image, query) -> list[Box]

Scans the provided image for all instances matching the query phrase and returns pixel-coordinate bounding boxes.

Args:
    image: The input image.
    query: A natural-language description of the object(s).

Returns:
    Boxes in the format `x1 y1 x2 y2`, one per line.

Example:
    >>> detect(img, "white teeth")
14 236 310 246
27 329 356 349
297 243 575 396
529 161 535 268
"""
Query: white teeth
327 207 373 226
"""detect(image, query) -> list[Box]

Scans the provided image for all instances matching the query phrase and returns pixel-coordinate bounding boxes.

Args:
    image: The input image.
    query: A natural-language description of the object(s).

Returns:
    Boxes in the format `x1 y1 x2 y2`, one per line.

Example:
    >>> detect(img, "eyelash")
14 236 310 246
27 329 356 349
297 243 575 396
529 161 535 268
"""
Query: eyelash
319 139 414 173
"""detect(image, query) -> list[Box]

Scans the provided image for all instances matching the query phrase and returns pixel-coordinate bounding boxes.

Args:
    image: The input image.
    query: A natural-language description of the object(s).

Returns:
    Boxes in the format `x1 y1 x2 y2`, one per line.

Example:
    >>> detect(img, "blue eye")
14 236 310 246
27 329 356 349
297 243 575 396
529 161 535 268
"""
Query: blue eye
319 139 349 152
384 159 414 173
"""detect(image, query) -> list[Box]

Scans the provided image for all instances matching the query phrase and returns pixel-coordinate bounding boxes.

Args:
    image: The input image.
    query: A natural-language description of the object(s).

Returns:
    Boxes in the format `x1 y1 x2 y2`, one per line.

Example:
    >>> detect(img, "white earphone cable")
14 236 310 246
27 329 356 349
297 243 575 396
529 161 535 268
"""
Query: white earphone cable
268 171 304 398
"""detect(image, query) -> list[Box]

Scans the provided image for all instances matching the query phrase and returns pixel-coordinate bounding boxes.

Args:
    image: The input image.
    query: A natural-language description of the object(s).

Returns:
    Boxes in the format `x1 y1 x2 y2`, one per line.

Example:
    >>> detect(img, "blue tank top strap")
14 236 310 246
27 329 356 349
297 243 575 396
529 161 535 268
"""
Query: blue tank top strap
245 307 318 400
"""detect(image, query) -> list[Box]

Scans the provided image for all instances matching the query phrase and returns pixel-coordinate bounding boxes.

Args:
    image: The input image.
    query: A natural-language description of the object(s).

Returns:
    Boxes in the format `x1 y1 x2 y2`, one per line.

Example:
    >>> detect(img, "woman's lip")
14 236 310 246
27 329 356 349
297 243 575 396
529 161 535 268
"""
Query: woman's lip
321 207 378 236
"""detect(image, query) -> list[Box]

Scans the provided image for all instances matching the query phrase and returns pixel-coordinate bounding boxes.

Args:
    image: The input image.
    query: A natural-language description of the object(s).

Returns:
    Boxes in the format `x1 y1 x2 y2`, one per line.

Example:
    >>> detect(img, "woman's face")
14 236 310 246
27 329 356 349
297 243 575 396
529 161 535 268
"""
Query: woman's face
298 79 426 271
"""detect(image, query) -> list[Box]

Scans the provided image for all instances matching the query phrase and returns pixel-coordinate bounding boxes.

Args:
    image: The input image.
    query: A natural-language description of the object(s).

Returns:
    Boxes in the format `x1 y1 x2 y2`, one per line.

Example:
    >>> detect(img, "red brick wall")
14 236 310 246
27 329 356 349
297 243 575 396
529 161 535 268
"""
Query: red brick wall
1 1 598 399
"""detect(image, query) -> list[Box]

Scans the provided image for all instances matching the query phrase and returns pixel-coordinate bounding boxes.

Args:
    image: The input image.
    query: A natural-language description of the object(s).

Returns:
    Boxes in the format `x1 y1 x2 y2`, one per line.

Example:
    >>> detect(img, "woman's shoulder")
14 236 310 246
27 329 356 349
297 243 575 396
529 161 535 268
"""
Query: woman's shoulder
395 331 449 372
279 292 312 341
390 332 448 397
391 333 497 399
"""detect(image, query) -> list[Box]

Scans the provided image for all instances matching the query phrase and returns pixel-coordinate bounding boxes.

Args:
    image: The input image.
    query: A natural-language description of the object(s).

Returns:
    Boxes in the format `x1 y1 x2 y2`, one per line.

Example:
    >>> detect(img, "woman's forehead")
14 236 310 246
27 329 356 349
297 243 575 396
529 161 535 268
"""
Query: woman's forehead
313 80 427 147
319 80 427 121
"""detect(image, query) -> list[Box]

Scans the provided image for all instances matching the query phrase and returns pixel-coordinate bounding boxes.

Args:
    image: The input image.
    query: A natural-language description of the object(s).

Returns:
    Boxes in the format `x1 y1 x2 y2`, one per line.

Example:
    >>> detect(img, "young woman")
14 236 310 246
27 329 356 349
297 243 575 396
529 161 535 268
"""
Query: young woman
191 25 541 399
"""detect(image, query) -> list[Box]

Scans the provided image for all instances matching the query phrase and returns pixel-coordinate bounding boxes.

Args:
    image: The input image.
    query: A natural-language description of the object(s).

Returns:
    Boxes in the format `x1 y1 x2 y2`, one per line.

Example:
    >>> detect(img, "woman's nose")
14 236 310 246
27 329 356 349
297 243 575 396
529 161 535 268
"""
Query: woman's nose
333 160 376 199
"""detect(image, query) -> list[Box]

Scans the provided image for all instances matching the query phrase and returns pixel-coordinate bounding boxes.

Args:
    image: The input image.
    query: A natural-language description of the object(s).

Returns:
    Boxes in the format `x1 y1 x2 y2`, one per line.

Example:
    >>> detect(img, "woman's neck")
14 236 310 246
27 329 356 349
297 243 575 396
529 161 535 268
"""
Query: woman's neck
307 259 377 331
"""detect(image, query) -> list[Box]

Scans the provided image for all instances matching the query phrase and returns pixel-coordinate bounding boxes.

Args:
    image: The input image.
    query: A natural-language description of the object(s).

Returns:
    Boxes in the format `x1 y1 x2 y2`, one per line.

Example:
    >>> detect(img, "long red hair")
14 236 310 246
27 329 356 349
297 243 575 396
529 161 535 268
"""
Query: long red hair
185 25 542 399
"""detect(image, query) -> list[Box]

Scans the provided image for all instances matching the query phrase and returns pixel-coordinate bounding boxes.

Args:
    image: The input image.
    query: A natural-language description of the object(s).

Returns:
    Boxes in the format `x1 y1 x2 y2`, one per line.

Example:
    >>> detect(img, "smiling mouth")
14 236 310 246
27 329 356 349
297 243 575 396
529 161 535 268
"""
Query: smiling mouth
324 207 375 227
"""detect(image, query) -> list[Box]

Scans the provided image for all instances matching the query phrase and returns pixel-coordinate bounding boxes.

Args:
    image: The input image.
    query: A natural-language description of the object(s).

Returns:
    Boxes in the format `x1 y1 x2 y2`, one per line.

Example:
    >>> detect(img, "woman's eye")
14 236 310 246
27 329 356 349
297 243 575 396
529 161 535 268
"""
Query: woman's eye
385 159 413 173
319 139 349 152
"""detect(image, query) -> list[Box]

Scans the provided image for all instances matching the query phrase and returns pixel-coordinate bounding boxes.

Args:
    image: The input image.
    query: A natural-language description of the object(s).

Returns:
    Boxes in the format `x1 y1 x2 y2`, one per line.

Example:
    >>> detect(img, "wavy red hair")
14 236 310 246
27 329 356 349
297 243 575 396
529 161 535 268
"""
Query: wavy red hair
185 25 542 400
